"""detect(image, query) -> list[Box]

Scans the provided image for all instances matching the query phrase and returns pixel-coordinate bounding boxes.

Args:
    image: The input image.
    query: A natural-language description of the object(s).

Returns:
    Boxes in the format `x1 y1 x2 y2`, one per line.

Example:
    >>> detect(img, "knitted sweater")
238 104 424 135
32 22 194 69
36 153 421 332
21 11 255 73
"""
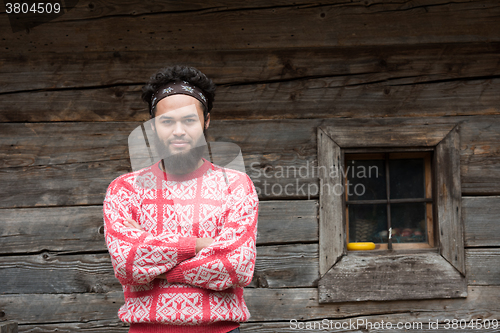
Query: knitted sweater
103 158 259 333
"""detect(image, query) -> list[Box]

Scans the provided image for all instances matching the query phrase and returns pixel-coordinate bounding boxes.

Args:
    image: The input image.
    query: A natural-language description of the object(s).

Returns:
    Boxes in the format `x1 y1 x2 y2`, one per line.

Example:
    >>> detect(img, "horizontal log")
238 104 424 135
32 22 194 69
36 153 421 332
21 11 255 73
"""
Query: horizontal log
1 196 494 255
1 116 499 208
0 321 18 333
0 244 318 294
0 193 500 254
2 42 499 96
0 205 106 254
17 320 500 333
2 0 499 54
460 120 500 195
464 196 500 247
18 320 128 333
1 245 497 294
2 76 500 123
0 160 130 208
2 286 499 324
245 286 500 322
0 122 135 168
0 200 317 254
466 249 500 286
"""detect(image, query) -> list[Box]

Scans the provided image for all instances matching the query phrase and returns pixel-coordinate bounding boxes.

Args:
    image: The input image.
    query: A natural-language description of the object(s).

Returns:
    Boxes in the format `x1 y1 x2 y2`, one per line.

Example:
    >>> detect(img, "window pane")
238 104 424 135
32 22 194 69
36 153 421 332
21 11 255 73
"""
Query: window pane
348 204 387 243
389 158 425 199
346 159 386 201
390 202 427 243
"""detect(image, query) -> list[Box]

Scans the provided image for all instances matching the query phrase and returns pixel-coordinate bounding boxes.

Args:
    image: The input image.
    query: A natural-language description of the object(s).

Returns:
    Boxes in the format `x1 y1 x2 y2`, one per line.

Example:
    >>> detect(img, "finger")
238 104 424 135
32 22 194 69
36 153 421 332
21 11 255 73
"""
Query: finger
126 218 143 230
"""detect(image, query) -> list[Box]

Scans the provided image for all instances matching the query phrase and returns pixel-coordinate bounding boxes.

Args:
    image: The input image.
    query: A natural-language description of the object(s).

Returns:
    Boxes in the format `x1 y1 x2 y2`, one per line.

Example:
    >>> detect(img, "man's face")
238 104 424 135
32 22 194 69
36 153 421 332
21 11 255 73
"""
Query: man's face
151 94 210 173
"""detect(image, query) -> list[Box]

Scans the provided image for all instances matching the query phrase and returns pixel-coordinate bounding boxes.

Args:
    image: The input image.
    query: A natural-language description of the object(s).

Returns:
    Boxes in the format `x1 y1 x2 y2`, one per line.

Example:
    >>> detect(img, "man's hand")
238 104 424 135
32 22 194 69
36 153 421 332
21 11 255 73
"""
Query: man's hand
196 237 214 254
123 217 143 231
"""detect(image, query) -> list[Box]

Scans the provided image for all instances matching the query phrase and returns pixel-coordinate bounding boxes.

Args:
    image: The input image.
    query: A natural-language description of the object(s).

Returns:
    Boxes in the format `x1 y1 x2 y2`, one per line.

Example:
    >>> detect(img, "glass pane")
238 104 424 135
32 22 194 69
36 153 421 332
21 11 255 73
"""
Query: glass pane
348 204 387 243
389 158 425 199
390 202 427 243
346 159 386 201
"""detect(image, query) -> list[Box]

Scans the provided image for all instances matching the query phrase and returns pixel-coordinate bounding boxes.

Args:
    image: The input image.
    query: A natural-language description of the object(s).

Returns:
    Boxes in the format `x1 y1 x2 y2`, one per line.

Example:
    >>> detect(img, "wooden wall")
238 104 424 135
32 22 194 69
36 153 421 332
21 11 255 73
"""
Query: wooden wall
1 0 499 331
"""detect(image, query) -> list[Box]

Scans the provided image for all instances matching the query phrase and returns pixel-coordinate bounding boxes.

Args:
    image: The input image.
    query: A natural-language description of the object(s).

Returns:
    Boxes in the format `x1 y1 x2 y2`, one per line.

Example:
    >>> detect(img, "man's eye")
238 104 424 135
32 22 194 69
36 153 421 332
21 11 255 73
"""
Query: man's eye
162 120 172 124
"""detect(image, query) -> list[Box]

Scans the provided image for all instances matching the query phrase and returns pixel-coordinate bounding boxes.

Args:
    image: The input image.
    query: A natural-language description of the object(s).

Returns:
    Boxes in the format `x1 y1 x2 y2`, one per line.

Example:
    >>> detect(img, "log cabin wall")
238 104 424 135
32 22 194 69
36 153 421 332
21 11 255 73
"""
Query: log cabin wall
1 0 499 331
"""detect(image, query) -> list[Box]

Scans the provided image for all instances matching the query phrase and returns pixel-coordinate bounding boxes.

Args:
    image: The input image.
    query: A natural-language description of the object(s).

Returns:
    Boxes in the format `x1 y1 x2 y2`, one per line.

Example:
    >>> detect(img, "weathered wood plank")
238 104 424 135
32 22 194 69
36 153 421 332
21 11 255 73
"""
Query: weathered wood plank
464 196 500 247
0 322 18 333
249 244 318 288
0 122 133 168
2 77 500 123
245 286 500 322
17 320 500 333
2 0 499 53
0 252 119 294
0 244 318 294
319 252 467 303
466 249 500 286
1 196 497 254
0 201 317 254
2 287 499 324
0 160 130 208
1 246 497 295
19 320 128 333
2 43 499 95
317 128 344 276
322 122 455 147
460 120 500 195
255 200 318 245
0 205 106 254
0 117 498 208
436 126 465 275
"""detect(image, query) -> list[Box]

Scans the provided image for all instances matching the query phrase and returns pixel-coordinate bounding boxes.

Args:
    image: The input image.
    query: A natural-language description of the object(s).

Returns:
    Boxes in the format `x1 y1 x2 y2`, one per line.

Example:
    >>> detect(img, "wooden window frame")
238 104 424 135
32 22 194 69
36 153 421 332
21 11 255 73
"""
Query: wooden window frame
317 121 467 303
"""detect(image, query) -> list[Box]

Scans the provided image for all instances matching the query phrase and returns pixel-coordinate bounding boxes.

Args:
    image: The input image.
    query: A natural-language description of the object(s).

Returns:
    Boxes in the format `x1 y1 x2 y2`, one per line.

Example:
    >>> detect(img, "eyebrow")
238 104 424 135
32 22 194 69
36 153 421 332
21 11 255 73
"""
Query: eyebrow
159 113 198 120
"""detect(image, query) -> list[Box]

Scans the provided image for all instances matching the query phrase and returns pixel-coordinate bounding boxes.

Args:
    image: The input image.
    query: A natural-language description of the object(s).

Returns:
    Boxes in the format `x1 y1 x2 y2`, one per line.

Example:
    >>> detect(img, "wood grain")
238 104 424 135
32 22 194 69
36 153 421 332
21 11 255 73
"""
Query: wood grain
2 286 499 324
463 196 500 247
0 246 496 295
16 320 500 332
2 42 499 94
2 76 500 123
317 127 344 275
319 252 467 303
1 117 499 207
0 200 317 254
2 0 499 53
2 196 496 255
436 126 465 275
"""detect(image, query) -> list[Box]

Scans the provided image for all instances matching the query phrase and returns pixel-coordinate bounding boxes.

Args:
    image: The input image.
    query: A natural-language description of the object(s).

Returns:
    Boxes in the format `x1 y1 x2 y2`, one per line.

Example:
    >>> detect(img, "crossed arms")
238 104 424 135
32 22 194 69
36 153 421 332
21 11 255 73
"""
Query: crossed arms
103 173 259 291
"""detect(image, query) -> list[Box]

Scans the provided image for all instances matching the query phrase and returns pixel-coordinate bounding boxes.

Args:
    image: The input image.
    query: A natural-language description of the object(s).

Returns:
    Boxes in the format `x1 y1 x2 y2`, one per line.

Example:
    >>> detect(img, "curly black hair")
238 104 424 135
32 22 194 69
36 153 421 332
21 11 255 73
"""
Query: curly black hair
141 65 216 120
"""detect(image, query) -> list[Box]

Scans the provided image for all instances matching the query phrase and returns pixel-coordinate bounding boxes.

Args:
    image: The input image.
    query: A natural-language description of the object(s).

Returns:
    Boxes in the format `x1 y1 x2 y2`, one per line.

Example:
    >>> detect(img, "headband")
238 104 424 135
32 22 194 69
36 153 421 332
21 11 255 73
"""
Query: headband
150 80 208 116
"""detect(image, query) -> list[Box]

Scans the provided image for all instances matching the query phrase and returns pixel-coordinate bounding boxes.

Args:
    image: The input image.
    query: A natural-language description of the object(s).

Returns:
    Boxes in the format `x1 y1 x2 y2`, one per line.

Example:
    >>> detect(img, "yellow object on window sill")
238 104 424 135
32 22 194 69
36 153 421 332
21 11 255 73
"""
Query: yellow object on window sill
347 242 376 251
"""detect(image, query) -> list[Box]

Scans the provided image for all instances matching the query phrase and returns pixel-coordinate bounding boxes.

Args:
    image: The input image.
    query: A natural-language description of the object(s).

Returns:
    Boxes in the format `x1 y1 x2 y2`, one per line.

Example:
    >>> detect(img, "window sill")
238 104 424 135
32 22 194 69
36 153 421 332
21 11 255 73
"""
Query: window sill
318 251 467 303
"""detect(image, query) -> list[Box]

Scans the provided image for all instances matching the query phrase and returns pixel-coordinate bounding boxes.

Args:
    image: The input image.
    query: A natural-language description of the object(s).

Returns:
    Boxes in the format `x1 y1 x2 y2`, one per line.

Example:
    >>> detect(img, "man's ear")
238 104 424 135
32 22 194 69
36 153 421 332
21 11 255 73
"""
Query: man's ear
204 113 211 130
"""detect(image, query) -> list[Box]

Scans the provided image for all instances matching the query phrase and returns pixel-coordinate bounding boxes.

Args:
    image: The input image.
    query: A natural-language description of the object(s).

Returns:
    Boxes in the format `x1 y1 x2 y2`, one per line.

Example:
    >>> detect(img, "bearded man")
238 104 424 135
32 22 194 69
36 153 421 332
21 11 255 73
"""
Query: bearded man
103 66 259 333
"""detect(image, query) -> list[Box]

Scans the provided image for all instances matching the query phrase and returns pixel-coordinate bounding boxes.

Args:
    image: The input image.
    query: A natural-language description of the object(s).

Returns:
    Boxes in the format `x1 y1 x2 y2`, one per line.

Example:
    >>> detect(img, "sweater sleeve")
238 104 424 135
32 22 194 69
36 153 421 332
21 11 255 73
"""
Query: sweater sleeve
163 173 259 291
103 176 197 286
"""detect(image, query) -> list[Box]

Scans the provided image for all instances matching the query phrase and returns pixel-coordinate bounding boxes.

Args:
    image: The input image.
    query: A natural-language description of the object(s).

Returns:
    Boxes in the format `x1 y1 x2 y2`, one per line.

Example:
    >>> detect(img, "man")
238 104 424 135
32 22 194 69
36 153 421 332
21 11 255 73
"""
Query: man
103 65 259 333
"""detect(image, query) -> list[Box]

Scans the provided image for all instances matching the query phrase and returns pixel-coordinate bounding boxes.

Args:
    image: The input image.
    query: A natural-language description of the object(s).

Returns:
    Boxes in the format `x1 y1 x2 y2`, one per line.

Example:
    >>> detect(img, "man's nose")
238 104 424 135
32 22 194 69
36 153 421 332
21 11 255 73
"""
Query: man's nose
172 121 186 136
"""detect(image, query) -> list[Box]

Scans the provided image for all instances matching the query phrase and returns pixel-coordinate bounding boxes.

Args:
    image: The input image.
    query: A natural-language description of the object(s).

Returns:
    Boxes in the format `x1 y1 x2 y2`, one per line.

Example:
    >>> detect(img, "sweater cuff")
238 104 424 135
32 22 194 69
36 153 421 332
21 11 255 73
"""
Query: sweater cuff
177 236 197 262
164 266 186 284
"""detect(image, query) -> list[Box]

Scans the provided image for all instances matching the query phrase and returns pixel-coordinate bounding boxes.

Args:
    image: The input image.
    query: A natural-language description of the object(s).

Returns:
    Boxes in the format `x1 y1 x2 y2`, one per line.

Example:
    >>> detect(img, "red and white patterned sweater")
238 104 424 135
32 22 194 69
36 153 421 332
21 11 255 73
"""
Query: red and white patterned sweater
103 158 259 333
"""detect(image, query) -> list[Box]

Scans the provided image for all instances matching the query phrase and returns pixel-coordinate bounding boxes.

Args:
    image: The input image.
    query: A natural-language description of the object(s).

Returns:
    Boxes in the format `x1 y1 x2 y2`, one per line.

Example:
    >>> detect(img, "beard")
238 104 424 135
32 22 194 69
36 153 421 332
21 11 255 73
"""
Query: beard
152 130 207 175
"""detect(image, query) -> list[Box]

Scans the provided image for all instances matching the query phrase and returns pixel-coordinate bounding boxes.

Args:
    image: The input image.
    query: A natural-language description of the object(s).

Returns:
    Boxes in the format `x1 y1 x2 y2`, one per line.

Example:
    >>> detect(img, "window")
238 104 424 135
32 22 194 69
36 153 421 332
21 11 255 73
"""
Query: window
345 152 434 250
317 120 466 303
